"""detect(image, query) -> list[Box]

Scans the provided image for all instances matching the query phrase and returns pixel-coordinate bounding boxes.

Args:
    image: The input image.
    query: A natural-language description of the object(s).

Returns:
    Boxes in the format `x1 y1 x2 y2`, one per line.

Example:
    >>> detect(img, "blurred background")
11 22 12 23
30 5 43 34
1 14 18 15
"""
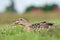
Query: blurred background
0 0 60 40
0 0 60 24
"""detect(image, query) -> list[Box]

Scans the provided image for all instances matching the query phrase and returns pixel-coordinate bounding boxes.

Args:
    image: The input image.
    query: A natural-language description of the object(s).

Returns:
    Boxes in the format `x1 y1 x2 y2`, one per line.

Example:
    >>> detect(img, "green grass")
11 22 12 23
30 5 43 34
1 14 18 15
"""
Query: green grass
0 23 60 40
0 12 60 40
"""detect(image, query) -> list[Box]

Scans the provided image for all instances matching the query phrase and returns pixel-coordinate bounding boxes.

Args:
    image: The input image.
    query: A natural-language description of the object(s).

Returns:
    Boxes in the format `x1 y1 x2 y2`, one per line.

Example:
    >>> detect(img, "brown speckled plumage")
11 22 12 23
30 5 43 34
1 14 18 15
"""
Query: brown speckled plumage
15 18 54 31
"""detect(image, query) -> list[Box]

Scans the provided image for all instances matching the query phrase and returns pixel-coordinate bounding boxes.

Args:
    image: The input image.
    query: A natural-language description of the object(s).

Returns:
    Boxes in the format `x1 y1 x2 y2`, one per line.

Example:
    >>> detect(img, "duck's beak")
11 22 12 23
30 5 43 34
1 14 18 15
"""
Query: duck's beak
15 21 19 24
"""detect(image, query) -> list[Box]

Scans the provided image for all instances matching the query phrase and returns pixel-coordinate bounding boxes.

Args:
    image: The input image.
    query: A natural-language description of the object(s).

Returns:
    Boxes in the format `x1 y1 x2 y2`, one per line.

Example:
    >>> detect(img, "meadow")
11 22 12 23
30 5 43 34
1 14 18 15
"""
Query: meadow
0 11 60 40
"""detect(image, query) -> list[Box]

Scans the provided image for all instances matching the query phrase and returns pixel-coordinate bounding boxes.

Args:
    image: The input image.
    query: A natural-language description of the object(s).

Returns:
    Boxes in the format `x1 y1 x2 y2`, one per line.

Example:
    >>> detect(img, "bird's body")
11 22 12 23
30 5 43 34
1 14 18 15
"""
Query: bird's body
15 18 54 31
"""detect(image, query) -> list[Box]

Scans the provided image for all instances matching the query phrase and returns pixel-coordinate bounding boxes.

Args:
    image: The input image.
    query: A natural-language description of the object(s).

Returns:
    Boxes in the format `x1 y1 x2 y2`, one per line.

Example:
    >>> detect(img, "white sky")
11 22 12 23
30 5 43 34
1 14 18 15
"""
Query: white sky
0 0 60 13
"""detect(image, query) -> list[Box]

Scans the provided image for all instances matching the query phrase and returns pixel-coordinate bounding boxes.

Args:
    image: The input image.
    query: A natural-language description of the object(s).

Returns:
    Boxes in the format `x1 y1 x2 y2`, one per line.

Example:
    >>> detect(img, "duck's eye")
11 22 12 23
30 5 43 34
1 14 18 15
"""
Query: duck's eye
20 19 22 20
20 19 24 21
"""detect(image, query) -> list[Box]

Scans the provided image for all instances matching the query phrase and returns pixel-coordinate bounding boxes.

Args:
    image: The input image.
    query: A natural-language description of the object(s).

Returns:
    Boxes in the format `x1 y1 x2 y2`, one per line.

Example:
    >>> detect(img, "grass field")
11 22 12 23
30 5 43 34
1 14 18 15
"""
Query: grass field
0 11 60 40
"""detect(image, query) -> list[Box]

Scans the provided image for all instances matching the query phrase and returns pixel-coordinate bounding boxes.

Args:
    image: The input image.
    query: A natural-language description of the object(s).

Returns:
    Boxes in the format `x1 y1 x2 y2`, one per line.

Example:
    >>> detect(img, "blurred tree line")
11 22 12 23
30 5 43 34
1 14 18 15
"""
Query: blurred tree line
5 0 58 13
25 4 58 12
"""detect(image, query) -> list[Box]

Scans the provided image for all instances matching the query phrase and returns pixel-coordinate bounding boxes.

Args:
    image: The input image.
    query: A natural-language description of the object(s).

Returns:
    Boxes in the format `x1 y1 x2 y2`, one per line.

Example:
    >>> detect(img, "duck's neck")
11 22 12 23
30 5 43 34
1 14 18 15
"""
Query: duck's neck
23 22 31 26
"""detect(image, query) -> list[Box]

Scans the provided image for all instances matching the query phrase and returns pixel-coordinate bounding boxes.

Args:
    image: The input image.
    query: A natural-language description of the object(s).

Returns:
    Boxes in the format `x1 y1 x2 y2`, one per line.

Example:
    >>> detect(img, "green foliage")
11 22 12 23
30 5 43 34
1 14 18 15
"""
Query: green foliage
43 4 53 11
0 24 60 40
25 4 58 12
43 4 58 12
25 6 36 12
5 0 17 13
5 7 11 12
5 6 17 13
